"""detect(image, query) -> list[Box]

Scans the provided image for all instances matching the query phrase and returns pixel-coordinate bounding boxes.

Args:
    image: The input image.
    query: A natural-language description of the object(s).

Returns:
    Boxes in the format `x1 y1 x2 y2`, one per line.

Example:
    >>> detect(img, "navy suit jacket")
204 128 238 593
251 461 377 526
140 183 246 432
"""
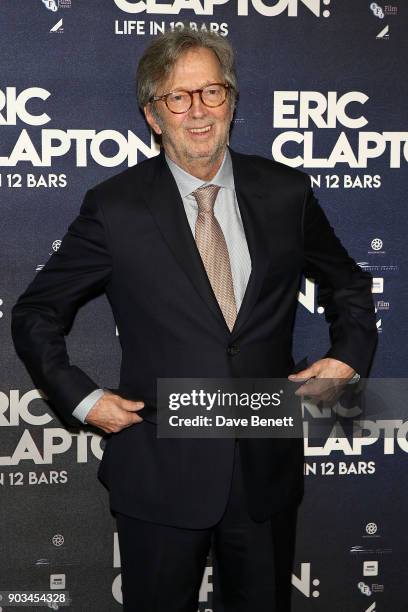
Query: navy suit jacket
11 148 377 527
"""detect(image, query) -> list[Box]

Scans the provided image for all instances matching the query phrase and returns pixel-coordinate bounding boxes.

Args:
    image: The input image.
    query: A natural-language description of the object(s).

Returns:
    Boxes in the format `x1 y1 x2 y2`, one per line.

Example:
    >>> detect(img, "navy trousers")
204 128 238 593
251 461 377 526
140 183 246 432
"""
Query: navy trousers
116 441 298 612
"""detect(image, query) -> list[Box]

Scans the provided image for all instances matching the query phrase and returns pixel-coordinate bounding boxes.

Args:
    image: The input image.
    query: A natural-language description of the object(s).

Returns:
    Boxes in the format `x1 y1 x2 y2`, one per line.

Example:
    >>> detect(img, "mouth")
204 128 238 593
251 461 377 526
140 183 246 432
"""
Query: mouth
187 125 213 136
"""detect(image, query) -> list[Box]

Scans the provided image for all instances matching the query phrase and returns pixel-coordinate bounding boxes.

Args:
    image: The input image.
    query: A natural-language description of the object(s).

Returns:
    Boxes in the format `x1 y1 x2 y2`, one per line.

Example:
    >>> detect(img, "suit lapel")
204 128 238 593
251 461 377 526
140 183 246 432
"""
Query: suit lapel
145 151 229 332
144 149 273 337
229 148 271 338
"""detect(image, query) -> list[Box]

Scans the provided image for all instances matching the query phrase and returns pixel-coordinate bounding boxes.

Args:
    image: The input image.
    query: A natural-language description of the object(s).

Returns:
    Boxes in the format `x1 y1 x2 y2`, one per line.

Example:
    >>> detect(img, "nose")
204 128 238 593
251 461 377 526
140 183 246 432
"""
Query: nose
189 91 207 118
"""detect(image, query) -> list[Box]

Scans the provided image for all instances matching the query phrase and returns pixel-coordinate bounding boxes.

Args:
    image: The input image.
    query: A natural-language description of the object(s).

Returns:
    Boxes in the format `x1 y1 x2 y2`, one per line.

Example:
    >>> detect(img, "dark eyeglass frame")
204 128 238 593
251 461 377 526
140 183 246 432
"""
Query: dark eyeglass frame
149 82 231 114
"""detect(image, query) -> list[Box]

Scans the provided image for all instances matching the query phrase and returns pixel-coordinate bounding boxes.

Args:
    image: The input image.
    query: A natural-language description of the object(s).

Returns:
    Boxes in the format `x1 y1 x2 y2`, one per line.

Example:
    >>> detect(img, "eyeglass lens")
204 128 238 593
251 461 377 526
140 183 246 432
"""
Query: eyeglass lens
166 84 226 112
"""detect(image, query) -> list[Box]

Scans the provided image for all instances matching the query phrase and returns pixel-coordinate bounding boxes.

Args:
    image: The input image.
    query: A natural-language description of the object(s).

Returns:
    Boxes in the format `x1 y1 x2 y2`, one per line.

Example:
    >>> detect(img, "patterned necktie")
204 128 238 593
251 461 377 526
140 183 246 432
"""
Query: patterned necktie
192 184 237 331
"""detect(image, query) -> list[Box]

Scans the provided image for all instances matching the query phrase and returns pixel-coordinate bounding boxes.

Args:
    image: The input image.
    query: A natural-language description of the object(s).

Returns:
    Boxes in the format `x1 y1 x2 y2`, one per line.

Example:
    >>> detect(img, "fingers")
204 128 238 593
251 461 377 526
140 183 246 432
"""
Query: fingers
100 409 143 434
119 398 145 412
294 379 347 407
85 393 145 434
288 364 319 382
103 391 144 411
294 377 333 397
289 358 354 385
112 409 143 433
289 359 355 404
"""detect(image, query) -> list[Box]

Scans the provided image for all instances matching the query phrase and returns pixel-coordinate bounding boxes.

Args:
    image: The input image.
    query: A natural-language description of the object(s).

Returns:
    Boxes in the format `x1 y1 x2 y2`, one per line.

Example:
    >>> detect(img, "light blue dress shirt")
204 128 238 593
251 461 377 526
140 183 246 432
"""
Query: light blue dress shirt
72 149 252 424
165 149 252 310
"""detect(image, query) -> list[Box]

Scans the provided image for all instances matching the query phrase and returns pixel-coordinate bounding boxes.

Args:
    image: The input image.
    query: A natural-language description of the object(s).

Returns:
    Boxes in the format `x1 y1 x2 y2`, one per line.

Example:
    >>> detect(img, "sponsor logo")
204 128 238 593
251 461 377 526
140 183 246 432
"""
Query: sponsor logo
35 558 50 566
370 238 383 251
363 561 378 576
52 239 62 252
365 522 378 535
51 534 65 547
374 304 383 332
365 603 376 612
350 545 392 555
0 297 3 319
358 581 372 596
50 18 64 33
41 0 71 10
376 299 389 310
42 0 59 12
371 278 384 293
50 574 66 589
370 2 384 18
384 4 397 15
376 25 390 39
359 262 398 273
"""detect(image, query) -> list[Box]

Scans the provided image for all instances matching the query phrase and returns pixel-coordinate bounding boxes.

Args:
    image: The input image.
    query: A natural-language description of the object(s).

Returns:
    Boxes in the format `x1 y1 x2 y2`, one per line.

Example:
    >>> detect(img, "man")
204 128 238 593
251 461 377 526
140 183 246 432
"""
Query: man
11 29 377 611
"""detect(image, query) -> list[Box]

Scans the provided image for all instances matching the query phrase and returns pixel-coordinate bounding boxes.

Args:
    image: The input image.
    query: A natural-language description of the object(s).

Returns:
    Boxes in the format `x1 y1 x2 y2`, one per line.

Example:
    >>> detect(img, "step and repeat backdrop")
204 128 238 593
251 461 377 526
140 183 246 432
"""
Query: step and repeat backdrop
1 1 407 610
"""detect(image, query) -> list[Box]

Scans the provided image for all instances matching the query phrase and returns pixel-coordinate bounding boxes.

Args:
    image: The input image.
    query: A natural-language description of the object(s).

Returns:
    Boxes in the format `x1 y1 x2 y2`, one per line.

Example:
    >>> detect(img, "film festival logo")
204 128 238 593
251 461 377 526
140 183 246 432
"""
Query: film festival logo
369 2 398 18
370 2 384 18
358 581 372 596
41 0 72 12
42 0 59 11
370 0 398 38
358 580 384 598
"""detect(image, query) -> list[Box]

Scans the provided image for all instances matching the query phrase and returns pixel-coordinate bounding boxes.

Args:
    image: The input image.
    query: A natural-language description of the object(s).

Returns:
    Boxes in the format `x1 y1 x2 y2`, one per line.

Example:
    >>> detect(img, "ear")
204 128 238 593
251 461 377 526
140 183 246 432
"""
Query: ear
144 103 163 136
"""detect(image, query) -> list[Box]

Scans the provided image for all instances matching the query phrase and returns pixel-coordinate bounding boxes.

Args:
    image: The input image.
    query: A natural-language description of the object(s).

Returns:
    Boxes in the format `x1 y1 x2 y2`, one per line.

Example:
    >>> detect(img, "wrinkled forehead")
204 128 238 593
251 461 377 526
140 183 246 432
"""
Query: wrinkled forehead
156 47 224 94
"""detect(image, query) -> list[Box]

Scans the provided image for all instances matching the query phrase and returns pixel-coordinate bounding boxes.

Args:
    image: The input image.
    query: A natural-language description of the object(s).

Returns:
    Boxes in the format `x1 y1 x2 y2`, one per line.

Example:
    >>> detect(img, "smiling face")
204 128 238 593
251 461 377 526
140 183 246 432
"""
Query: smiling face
144 46 234 180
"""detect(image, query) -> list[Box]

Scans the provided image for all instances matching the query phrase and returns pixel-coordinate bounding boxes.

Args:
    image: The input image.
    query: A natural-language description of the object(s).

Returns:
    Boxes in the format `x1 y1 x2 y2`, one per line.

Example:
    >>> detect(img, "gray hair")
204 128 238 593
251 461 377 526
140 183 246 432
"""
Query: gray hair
136 28 238 111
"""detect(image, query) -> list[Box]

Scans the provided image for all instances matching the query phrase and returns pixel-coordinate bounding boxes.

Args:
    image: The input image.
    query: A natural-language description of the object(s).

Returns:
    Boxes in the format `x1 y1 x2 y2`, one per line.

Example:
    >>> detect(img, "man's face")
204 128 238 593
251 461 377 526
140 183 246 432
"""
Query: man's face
144 47 234 174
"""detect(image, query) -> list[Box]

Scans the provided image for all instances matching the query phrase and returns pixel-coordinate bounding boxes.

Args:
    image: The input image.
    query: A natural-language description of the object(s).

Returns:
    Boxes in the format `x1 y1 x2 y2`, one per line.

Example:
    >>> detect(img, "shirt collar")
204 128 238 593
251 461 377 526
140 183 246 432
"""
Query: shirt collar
165 148 234 199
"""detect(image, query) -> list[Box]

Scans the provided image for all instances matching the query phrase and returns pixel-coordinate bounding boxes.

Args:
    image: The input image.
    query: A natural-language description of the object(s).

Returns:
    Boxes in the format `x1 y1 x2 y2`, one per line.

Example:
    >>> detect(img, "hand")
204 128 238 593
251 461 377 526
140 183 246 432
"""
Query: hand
85 391 145 434
288 358 356 402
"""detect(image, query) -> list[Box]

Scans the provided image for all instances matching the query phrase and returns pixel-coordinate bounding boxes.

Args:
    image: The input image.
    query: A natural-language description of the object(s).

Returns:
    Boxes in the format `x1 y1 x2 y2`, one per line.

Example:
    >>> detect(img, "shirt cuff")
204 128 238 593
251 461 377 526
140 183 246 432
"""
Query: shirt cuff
72 388 105 423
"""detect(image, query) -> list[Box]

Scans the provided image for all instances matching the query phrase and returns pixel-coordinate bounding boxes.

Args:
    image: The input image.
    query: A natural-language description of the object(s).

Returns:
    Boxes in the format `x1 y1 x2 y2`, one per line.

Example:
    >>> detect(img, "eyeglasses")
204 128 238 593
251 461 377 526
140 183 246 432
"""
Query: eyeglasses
149 83 231 114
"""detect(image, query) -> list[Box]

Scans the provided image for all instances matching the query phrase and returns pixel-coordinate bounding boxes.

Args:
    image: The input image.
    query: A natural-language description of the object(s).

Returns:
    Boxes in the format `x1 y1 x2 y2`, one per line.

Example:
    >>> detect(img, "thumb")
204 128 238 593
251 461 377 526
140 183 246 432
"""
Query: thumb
121 399 145 412
288 364 319 381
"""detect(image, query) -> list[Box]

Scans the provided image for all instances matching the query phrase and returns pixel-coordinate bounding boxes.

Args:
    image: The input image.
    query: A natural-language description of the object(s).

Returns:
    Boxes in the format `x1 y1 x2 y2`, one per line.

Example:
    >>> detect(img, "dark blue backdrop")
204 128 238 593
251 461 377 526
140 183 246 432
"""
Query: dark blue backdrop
1 1 407 610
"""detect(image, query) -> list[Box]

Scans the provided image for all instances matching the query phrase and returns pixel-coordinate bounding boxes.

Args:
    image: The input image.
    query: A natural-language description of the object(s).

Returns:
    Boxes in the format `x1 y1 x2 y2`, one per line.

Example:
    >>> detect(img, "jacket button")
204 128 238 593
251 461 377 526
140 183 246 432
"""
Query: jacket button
227 344 240 356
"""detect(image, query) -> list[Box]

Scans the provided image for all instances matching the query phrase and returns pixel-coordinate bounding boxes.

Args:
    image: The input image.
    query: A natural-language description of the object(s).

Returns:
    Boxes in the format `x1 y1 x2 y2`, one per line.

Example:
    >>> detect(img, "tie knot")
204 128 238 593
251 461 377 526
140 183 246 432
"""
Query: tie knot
192 184 221 214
